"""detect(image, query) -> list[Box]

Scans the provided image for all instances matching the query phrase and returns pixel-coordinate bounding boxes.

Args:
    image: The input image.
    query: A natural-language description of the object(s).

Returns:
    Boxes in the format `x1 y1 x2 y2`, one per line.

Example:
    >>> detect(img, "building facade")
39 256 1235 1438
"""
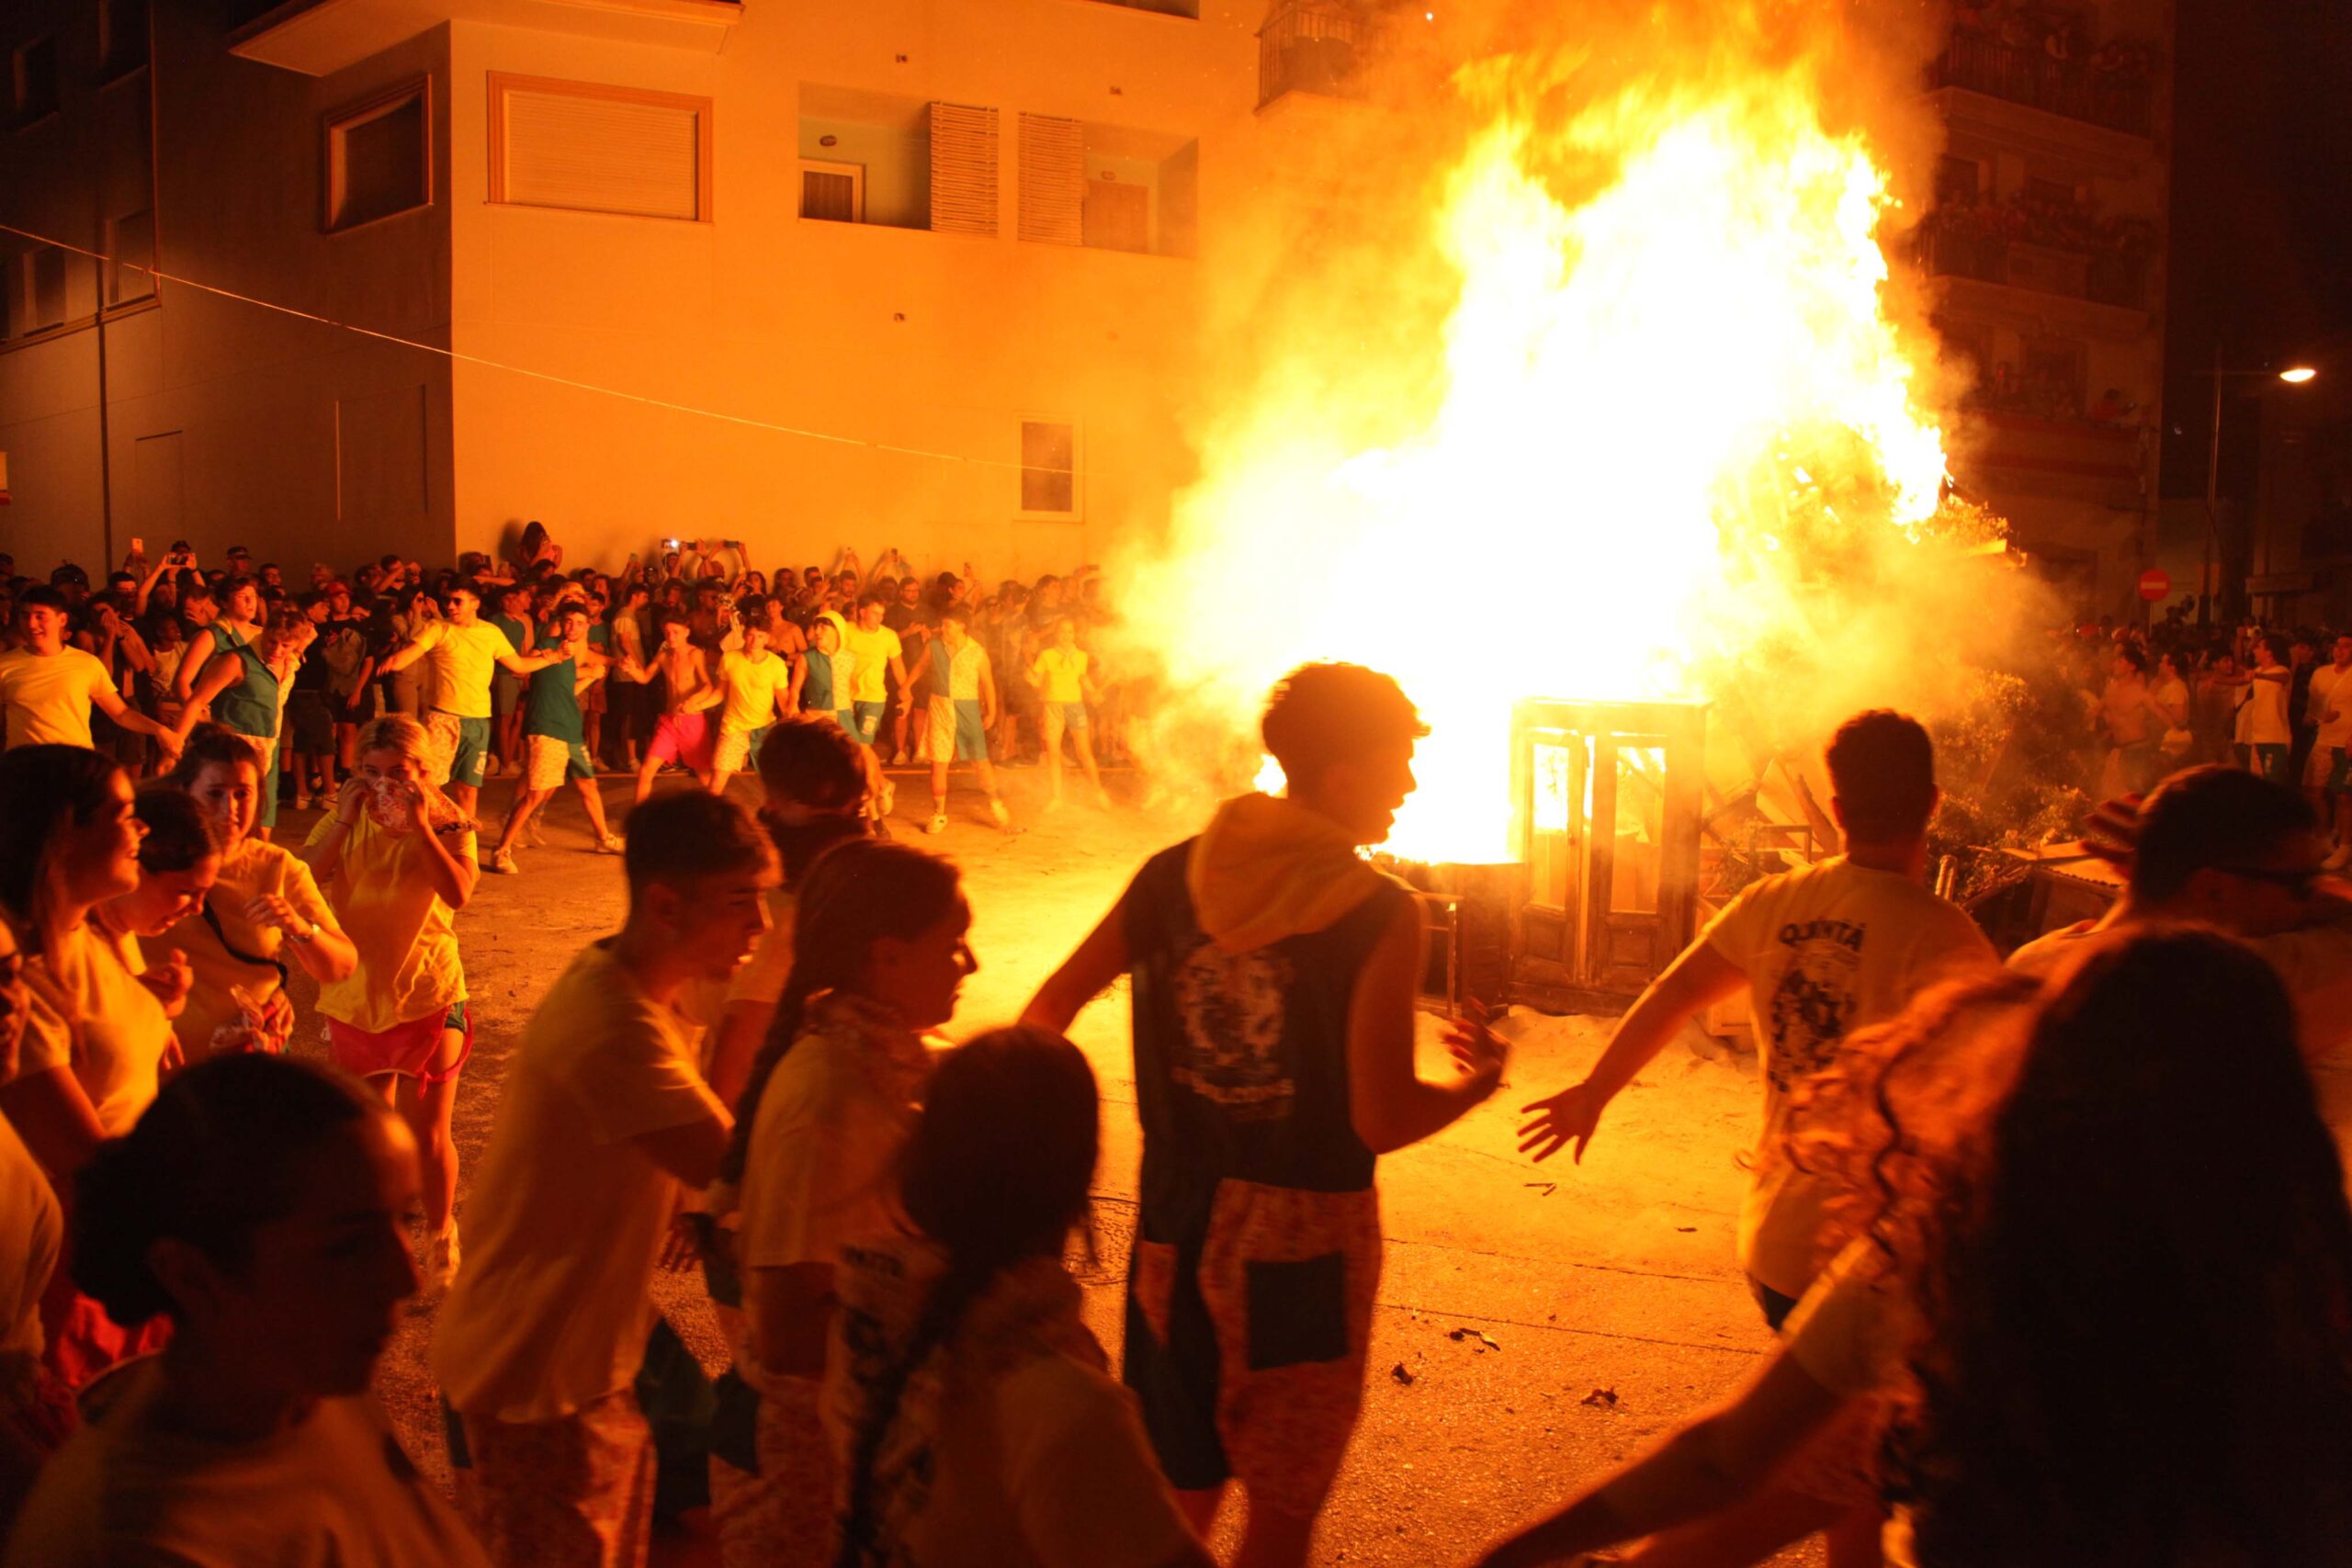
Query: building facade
1917 0 2175 615
1 0 1257 580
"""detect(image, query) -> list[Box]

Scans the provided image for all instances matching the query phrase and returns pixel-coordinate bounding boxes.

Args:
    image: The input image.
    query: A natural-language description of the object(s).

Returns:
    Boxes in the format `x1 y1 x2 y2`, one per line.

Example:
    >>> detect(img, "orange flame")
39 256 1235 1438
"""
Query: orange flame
1127 54 1992 864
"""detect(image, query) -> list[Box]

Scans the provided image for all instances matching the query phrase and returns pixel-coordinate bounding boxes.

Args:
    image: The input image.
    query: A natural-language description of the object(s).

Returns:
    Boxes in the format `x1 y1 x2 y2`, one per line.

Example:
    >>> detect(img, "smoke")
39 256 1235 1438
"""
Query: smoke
1102 0 2064 859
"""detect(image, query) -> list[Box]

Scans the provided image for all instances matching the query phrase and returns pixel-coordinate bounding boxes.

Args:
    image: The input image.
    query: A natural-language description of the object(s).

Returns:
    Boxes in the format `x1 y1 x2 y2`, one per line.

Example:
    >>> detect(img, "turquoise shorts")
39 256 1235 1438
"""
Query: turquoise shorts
852 701 886 747
1049 702 1089 731
435 712 492 789
930 698 989 761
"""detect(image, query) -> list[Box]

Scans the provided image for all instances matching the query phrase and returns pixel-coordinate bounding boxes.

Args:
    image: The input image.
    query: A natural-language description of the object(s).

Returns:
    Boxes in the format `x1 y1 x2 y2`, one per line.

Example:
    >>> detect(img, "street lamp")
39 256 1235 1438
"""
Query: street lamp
2199 350 2318 626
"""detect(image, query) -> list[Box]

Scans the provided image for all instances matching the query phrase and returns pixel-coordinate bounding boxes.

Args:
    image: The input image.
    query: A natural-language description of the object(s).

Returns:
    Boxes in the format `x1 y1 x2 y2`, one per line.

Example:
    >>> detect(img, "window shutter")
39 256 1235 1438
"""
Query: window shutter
1083 178 1150 254
1017 113 1083 245
927 102 999 237
500 84 705 220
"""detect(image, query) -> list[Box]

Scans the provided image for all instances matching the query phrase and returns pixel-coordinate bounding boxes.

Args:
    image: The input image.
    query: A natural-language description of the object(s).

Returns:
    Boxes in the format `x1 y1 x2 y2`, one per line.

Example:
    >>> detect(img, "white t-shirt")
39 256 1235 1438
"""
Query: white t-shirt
0 1116 60 1373
1702 857 1996 1299
2242 665 2293 747
432 941 725 1421
17 923 173 1138
2310 662 2352 749
3 1365 490 1567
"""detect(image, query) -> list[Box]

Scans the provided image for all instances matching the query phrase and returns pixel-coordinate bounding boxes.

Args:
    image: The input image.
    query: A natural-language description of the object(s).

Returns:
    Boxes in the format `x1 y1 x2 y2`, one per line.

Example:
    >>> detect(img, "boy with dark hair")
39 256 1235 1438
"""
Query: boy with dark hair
0 584 184 758
920 602 1010 834
373 582 561 817
628 611 720 805
488 604 622 873
434 790 775 1567
486 581 536 780
1520 708 1996 1329
1023 661 1507 1568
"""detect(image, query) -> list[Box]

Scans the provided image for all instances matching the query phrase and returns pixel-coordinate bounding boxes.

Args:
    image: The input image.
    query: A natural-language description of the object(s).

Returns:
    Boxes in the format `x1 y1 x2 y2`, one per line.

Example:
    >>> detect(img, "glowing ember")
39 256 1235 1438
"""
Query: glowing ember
1122 43 2011 864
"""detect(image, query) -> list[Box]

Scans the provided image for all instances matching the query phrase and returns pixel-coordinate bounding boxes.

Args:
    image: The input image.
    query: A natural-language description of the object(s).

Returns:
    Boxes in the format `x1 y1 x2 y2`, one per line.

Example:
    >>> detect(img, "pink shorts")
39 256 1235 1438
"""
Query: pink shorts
649 711 716 773
325 1002 472 1082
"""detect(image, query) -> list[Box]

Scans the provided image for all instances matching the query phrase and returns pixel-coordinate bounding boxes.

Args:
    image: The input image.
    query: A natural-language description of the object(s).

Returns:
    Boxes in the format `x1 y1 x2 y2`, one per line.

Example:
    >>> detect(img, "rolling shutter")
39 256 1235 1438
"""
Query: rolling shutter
927 102 999 237
498 80 706 221
1017 113 1083 245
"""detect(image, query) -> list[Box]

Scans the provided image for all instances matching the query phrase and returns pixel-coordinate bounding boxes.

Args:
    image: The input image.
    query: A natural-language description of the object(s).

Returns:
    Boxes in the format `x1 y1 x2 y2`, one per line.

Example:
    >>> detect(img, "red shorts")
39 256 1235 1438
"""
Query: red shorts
649 711 716 773
325 1001 472 1082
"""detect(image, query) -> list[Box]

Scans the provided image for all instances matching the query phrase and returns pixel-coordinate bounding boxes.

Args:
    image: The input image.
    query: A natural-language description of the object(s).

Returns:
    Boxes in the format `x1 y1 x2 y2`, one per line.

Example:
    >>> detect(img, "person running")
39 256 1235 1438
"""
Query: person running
488 604 623 874
160 726 356 1059
708 610 794 803
1518 709 1996 1327
1030 615 1111 810
373 582 561 818
1022 663 1510 1568
922 603 1012 835
1471 931 2352 1568
2 1054 492 1567
707 839 967 1568
300 715 480 1294
841 594 910 754
2307 632 2352 867
0 587 182 761
182 604 311 841
167 576 264 707
830 1027 1213 1568
433 792 772 1568
630 611 722 805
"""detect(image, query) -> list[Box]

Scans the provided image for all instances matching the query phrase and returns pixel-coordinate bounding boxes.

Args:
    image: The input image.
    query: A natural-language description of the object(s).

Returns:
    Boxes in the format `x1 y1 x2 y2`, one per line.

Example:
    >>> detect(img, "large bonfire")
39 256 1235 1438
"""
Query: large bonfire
1114 4 2041 865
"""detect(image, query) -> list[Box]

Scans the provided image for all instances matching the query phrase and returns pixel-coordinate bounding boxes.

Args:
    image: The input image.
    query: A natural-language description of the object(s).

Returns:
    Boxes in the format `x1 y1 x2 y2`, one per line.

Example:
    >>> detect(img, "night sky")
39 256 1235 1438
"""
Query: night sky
2160 0 2352 497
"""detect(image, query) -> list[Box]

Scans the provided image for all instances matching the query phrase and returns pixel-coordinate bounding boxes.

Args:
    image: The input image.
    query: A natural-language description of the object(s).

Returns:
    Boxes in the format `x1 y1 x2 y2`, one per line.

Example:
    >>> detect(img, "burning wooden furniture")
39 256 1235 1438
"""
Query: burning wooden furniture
1510 697 1711 1012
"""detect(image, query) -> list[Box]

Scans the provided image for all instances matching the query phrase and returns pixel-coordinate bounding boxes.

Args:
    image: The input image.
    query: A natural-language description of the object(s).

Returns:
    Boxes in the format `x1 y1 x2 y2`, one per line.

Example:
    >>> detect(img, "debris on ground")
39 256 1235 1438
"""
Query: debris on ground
1524 1181 1556 1197
1581 1386 1621 1409
1449 1327 1503 1353
1675 1225 1697 1233
1390 1363 1416 1386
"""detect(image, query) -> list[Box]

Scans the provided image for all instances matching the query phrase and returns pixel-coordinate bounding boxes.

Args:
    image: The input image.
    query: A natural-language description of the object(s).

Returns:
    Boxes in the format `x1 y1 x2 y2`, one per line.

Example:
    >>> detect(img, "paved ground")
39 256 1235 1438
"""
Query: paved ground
277 761 1819 1566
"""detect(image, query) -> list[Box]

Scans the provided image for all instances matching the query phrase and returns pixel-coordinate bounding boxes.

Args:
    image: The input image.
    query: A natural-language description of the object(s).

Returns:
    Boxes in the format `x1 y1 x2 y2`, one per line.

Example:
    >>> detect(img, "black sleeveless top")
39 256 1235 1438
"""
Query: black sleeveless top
1121 840 1409 1214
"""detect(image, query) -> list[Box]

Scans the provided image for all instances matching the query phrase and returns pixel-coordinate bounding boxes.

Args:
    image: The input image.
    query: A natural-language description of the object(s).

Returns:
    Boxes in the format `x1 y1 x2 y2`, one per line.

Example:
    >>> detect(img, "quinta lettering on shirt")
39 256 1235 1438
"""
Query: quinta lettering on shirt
1777 919 1865 952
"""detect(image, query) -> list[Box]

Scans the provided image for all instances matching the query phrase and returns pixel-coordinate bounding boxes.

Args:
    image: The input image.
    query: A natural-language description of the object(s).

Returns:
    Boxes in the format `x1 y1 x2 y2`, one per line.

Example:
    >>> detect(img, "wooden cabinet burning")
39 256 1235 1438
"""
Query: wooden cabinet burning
1385 698 1709 1017
1510 697 1709 1013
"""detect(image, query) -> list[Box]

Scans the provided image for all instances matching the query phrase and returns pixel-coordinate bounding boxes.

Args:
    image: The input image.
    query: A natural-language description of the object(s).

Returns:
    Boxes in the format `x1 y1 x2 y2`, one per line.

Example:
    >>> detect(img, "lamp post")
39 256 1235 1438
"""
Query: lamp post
2199 349 2317 627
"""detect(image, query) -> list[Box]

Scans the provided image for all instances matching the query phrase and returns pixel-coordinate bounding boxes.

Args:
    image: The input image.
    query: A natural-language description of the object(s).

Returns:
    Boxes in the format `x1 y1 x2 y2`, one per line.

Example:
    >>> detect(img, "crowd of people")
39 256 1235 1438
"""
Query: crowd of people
0 529 1134 851
2 523 2352 1568
2076 613 2352 868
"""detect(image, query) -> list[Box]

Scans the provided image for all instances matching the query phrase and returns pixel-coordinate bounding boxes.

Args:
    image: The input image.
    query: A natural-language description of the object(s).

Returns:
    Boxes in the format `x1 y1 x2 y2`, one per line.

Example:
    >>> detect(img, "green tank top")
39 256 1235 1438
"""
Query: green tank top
211 625 280 740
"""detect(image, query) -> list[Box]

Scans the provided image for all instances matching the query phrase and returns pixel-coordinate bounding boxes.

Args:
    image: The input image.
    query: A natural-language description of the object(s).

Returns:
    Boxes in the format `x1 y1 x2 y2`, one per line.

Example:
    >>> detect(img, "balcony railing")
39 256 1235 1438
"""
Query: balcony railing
1930 34 2154 138
1259 0 1367 108
1917 228 2148 311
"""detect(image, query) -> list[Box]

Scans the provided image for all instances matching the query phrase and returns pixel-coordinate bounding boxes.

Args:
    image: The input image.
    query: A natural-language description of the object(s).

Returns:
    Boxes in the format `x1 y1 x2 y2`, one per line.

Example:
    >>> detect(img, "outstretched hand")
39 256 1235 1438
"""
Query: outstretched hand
1519 1081 1606 1165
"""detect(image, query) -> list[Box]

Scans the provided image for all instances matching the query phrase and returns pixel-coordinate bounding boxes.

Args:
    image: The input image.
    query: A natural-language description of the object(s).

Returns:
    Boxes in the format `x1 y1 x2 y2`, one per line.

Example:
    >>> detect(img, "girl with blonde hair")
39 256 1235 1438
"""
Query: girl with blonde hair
300 713 480 1292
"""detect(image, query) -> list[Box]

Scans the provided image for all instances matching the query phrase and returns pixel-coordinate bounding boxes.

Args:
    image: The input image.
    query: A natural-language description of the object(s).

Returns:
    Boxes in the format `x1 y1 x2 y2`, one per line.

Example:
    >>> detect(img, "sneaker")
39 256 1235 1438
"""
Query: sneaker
490 849 521 875
989 797 1012 829
926 811 948 836
879 782 897 818
424 1223 461 1293
293 790 312 810
891 750 910 767
594 833 625 855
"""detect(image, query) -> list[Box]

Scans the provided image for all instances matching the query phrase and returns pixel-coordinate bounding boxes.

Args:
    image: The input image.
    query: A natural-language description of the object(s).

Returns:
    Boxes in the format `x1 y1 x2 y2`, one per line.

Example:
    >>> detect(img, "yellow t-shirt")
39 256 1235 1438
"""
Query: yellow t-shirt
0 647 116 750
18 924 172 1137
1702 857 1996 1300
159 840 341 1061
840 623 902 705
303 814 471 1033
433 941 726 1421
3 1362 490 1567
719 649 790 735
410 619 519 719
1031 647 1088 705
